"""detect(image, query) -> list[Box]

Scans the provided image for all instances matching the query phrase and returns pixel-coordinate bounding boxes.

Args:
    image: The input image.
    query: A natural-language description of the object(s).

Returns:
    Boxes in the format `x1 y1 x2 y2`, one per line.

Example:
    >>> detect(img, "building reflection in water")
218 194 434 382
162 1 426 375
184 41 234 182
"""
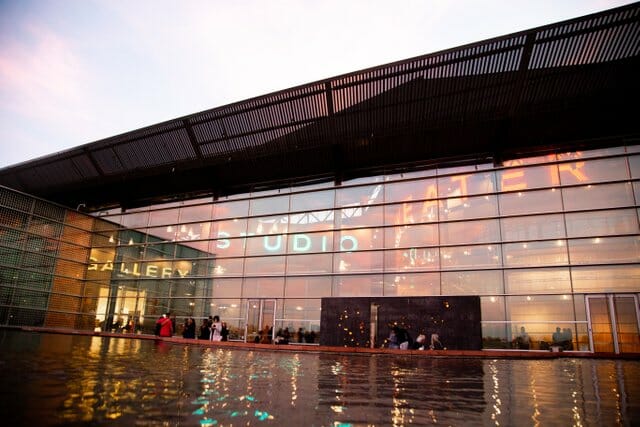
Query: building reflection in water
0 331 637 426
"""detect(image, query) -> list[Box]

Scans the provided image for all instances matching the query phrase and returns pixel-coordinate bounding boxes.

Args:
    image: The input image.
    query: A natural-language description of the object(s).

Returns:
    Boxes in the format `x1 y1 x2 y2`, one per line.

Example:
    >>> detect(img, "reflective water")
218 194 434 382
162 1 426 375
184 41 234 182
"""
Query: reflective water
0 331 638 426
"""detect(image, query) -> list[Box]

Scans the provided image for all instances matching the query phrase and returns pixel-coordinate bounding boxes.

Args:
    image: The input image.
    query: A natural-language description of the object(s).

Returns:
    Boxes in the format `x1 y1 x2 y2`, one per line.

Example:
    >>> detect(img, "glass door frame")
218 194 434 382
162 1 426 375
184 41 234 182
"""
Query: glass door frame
244 299 277 343
586 293 640 354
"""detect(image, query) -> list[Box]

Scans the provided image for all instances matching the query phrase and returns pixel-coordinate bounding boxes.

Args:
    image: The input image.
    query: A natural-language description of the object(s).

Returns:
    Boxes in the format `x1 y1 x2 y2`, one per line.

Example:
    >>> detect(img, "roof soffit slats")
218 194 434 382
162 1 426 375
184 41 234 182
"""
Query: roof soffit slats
0 2 638 208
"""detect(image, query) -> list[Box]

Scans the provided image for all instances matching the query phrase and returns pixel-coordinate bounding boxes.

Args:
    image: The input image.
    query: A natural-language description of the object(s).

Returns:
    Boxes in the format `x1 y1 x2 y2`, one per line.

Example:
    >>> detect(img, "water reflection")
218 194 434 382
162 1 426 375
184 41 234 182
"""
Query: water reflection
0 331 637 426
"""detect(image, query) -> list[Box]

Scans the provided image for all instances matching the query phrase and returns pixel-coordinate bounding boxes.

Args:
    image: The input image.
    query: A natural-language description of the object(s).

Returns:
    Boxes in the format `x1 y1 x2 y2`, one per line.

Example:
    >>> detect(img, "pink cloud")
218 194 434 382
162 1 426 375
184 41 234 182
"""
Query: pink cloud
0 23 89 126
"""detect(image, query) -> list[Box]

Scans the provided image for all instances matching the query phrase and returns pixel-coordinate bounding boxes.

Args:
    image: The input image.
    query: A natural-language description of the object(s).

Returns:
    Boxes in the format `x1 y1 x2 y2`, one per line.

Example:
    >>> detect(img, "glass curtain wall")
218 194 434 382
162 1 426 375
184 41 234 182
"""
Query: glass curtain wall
0 188 93 329
1 145 639 351
85 145 640 350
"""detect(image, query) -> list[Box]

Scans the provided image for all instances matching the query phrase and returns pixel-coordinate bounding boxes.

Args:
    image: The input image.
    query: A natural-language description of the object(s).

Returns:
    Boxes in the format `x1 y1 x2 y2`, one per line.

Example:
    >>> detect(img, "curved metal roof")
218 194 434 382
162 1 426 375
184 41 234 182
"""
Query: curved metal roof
1 2 639 211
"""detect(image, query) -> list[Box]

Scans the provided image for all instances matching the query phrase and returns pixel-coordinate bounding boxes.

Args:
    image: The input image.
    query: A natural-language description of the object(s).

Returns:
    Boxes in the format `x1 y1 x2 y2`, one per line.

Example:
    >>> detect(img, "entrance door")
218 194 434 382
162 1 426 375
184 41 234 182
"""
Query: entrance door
586 294 640 353
245 299 276 343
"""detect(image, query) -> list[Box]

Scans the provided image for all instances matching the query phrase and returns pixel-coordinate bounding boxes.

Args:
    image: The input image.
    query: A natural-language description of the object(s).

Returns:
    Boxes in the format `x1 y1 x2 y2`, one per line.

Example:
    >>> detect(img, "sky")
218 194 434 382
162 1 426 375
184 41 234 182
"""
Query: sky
0 0 635 169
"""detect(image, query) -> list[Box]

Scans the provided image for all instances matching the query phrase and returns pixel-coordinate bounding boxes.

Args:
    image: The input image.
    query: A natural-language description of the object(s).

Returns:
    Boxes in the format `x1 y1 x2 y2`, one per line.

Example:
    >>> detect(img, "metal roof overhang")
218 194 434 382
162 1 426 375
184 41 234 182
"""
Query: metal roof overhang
1 2 639 211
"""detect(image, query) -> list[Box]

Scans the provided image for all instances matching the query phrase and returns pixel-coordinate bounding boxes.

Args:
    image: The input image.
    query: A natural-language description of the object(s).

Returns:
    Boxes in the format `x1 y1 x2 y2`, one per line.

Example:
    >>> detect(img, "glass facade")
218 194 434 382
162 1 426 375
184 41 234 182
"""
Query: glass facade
1 146 639 352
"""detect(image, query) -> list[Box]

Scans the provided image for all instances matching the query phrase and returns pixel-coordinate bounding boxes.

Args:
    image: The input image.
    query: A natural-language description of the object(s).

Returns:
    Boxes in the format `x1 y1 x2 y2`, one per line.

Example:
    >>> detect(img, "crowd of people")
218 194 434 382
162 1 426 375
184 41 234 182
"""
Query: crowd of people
154 313 229 341
253 326 317 344
513 326 575 350
386 324 445 350
154 314 318 344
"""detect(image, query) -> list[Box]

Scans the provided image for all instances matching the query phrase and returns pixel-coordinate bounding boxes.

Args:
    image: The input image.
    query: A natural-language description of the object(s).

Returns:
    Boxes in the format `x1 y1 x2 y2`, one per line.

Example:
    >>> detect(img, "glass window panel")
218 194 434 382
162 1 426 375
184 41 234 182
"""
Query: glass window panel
629 155 640 178
133 260 169 280
569 236 640 264
438 164 490 175
566 209 639 238
335 228 383 252
480 296 505 321
628 145 640 153
210 218 247 239
384 248 439 271
438 194 498 221
119 211 149 230
634 183 640 206
344 175 384 185
212 299 242 323
571 265 640 292
170 259 194 278
562 182 634 211
286 253 333 274
497 164 559 192
139 241 172 260
507 295 576 322
334 250 383 273
242 277 284 298
178 257 210 277
245 234 287 256
294 181 334 192
383 272 440 296
384 178 438 204
499 188 562 216
179 204 213 222
290 189 335 211
437 171 496 198
336 205 383 229
332 275 383 296
165 222 210 244
144 226 175 243
440 244 501 269
148 208 180 227
385 168 436 183
441 270 503 295
501 214 566 241
213 199 249 220
503 240 568 267
212 258 244 276
243 256 285 276
251 186 291 197
385 224 438 249
209 235 246 258
504 268 571 294
283 299 322 321
336 184 384 207
440 219 500 245
285 276 332 298
502 153 557 166
288 209 335 233
247 215 288 236
559 157 629 185
249 195 290 216
287 231 334 253
557 147 625 160
385 200 438 226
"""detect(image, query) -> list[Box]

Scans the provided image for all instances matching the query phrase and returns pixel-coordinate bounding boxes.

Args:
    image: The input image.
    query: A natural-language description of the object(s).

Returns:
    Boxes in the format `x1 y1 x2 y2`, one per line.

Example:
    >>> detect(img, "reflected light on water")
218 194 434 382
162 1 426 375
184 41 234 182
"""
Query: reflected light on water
0 331 638 426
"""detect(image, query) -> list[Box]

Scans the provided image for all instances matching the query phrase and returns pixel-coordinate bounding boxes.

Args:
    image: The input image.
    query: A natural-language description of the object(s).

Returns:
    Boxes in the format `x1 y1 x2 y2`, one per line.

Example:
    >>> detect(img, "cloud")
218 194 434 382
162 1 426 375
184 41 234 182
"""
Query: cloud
0 23 90 127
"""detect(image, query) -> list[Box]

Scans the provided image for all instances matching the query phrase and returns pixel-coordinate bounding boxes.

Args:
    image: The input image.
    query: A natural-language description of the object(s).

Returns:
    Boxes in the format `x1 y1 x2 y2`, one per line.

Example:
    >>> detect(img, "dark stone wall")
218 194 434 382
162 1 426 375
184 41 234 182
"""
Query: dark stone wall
320 296 482 350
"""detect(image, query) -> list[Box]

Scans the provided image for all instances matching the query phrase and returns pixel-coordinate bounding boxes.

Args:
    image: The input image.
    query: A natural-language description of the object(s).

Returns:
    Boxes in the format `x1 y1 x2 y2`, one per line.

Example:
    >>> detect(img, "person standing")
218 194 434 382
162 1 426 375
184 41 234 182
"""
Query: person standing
220 322 229 341
516 326 531 349
156 313 173 337
198 318 210 340
210 315 222 341
182 317 196 339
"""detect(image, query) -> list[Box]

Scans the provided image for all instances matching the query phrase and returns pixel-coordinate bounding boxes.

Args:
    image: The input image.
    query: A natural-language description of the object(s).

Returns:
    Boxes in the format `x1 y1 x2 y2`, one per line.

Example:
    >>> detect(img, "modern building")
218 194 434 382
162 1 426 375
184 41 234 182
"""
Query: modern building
1 3 638 353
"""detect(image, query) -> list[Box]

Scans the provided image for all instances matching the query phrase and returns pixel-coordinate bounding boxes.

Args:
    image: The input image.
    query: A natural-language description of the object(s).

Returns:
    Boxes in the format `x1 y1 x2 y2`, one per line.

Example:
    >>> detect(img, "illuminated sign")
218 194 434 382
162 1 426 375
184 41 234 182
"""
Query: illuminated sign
215 232 358 252
88 258 191 278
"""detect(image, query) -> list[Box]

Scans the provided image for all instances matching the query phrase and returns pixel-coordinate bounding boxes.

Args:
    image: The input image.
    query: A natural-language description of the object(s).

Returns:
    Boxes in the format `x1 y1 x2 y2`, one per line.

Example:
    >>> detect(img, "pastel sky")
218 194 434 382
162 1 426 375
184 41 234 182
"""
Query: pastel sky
0 0 634 168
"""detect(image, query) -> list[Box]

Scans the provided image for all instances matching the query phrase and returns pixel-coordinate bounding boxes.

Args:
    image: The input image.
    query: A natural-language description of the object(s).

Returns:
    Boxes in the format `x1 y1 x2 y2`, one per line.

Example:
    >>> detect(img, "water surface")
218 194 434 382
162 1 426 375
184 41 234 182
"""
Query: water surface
0 330 637 426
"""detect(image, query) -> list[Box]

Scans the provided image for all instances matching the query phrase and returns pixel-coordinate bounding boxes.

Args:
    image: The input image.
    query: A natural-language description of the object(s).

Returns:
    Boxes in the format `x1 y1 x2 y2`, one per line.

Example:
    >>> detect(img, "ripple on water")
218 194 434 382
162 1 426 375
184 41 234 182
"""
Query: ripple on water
0 331 638 426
